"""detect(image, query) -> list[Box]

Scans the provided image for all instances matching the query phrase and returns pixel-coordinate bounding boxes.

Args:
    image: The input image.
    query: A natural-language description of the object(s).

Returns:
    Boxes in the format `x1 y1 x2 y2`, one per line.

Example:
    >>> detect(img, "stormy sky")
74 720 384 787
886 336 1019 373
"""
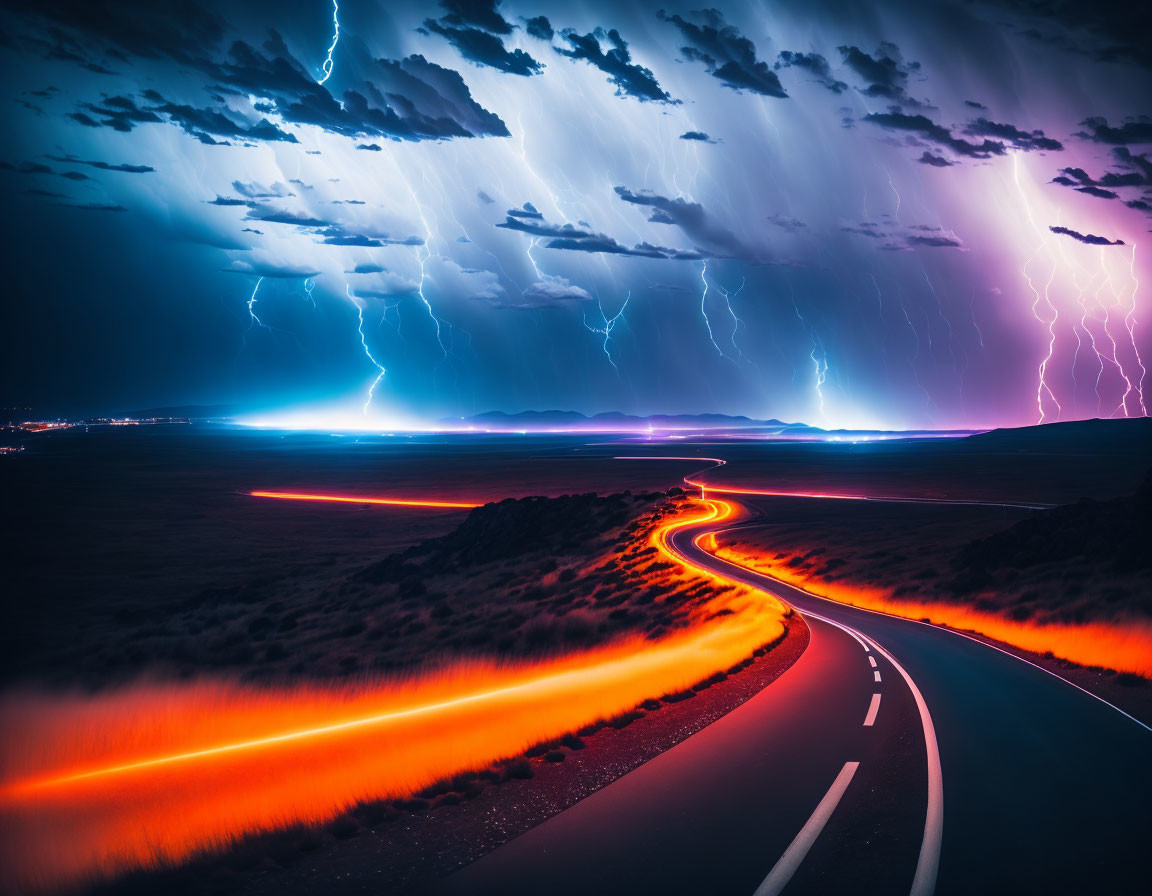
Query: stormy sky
1 0 1150 429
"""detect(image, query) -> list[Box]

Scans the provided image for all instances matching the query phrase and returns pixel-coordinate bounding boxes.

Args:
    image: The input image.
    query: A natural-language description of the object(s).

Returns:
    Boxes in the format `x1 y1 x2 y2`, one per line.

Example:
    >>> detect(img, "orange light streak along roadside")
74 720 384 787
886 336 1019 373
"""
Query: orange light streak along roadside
0 496 789 895
248 490 480 509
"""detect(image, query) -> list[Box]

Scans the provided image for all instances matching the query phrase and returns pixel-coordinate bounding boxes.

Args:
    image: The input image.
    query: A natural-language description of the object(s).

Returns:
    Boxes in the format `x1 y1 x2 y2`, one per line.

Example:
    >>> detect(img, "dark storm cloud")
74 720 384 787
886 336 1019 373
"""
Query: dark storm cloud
1075 185 1119 199
421 0 538 76
658 9 787 98
437 0 514 34
152 100 298 144
680 131 716 142
217 37 510 140
964 100 988 110
349 264 388 274
319 225 423 247
918 151 955 167
1076 117 1152 145
613 186 759 260
1113 148 1152 180
322 234 385 247
497 216 597 238
506 202 543 219
907 234 962 248
775 51 846 94
497 208 704 259
11 4 510 144
544 236 696 258
357 143 382 151
767 214 806 231
0 160 53 175
524 16 554 41
1049 226 1124 245
843 221 964 251
837 43 924 108
206 196 253 206
423 20 543 76
246 207 331 228
1052 152 1151 199
862 112 1006 158
963 118 1063 151
45 154 154 173
71 95 163 132
370 55 511 137
556 29 674 102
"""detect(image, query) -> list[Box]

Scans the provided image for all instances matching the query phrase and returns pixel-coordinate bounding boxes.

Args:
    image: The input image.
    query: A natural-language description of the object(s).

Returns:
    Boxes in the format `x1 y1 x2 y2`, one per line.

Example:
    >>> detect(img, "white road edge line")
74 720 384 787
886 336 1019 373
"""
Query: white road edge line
797 610 942 896
715 509 1151 735
862 632 943 896
863 693 882 726
658 496 943 896
752 761 861 896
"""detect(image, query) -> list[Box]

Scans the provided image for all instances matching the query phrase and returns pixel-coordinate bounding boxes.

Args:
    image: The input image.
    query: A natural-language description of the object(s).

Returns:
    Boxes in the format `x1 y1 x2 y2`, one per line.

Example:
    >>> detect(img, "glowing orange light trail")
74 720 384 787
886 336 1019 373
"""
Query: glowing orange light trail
248 490 480 508
0 496 789 895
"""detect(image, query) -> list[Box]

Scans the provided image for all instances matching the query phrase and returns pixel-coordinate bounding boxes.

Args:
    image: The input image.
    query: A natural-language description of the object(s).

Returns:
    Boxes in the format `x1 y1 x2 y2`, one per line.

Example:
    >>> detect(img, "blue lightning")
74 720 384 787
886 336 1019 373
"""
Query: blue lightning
699 261 726 358
346 285 386 414
789 289 829 420
584 292 630 374
714 273 748 362
303 278 317 308
317 1 340 86
810 342 829 420
246 277 266 329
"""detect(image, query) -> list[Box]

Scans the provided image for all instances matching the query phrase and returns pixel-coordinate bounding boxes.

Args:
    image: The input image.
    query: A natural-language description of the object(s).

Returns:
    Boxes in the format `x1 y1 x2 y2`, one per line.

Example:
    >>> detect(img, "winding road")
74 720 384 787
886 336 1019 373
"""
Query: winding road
437 460 1151 895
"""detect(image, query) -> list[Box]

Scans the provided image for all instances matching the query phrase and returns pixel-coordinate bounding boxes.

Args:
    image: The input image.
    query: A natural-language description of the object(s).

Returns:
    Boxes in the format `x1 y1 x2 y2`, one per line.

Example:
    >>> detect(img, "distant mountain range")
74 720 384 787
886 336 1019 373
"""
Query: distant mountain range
453 410 807 431
450 410 979 437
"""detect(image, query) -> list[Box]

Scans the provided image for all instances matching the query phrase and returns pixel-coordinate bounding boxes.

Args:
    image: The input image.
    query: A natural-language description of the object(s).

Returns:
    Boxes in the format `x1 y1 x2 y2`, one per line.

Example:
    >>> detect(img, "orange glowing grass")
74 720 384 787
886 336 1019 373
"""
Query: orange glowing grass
0 497 789 894
249 490 480 508
710 542 1152 677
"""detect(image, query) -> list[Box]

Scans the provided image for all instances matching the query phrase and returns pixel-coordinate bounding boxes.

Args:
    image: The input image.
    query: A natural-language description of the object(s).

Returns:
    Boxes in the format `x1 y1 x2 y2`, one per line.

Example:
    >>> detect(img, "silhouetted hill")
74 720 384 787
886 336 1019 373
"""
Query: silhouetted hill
963 417 1152 454
954 469 1152 589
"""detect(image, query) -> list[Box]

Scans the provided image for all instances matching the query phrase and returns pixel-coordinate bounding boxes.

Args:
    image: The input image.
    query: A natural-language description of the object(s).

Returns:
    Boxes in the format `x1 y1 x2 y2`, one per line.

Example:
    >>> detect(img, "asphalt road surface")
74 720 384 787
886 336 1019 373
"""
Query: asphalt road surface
437 493 1151 896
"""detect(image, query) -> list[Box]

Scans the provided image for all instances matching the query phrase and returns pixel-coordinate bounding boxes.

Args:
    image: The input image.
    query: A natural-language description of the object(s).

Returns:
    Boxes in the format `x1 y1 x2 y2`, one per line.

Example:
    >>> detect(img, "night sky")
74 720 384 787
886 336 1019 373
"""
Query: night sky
1 0 1149 429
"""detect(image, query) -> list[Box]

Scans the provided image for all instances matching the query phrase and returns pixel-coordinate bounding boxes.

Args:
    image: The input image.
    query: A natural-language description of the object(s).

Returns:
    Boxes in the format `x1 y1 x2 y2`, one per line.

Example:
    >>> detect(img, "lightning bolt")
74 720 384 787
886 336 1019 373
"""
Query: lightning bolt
698 261 730 359
303 278 317 309
317 0 340 86
346 285 386 414
584 291 630 374
789 286 829 421
1098 251 1137 417
714 273 748 362
810 342 829 420
1124 243 1148 415
246 277 266 329
1012 152 1061 423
